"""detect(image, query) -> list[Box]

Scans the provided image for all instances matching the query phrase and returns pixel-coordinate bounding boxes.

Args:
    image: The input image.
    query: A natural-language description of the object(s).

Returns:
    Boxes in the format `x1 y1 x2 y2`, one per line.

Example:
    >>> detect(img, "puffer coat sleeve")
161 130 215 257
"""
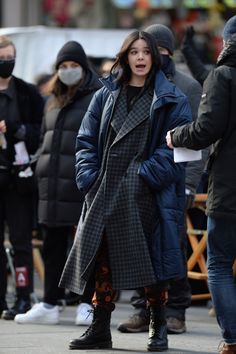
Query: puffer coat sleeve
75 87 109 193
139 95 191 190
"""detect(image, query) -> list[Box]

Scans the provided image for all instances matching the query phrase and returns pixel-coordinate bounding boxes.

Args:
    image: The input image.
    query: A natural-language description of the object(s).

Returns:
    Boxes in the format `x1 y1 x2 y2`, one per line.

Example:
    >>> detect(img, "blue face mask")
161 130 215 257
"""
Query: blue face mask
0 59 15 78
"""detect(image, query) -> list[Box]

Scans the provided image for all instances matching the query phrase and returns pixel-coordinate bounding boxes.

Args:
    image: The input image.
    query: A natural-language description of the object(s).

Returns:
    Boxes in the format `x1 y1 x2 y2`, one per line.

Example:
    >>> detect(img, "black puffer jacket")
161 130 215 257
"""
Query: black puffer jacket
36 70 101 226
172 35 236 220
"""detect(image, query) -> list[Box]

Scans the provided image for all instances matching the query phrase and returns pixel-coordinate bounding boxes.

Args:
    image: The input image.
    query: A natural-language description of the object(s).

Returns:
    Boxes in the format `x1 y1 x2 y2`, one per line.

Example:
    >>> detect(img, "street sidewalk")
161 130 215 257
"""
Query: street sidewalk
0 291 220 354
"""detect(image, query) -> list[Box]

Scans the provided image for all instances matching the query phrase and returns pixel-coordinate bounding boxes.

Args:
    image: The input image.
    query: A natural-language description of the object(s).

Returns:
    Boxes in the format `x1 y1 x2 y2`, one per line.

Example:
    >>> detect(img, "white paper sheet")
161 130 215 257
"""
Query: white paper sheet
14 141 30 164
174 147 202 163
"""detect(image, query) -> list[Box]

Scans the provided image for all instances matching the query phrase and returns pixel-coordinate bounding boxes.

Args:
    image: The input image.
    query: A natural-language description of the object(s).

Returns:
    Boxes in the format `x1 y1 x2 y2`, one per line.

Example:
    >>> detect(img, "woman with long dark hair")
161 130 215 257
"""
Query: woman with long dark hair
60 31 192 351
14 41 101 326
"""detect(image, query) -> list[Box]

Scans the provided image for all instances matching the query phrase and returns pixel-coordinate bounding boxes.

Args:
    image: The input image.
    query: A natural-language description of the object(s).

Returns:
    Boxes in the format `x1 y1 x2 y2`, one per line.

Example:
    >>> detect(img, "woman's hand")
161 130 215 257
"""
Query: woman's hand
166 130 174 149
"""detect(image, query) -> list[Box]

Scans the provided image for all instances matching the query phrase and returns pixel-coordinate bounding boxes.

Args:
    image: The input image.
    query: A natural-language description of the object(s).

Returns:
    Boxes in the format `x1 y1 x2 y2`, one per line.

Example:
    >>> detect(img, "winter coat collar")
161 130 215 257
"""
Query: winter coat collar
100 69 179 108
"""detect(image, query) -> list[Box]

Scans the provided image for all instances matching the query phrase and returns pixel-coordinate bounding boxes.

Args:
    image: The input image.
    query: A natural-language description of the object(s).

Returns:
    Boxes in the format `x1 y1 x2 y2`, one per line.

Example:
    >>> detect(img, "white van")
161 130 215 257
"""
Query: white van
0 26 132 83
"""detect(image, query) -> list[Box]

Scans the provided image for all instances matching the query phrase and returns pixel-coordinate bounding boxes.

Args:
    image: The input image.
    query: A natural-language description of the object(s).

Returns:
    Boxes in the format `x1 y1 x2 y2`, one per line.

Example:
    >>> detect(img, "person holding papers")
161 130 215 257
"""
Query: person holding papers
166 15 236 354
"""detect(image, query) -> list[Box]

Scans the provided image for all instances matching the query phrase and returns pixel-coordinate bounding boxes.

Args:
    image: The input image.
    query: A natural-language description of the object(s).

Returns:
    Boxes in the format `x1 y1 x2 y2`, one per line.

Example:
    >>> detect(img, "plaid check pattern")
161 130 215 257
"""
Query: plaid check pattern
60 87 157 295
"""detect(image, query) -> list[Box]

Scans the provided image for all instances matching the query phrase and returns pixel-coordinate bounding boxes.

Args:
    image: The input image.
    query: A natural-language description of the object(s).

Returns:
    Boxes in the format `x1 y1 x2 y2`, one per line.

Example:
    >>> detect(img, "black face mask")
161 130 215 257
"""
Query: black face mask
160 54 171 70
160 54 175 78
0 59 15 78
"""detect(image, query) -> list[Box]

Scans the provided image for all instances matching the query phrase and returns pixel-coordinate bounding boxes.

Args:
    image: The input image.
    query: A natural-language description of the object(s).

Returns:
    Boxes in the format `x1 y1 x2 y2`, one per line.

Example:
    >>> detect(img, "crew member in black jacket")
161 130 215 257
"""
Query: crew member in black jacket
0 35 44 320
167 16 236 354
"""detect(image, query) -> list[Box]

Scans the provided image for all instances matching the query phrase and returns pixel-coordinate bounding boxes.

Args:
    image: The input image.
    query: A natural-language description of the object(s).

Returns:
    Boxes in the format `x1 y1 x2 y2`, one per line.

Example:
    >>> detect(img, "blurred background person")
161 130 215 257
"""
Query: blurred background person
0 35 44 320
181 25 212 86
14 40 101 325
99 58 115 78
34 72 53 102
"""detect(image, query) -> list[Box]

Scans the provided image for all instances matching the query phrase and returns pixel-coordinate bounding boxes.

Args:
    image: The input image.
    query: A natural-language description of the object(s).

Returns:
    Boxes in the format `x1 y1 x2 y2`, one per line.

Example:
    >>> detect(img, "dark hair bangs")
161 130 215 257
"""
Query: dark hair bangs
111 30 161 85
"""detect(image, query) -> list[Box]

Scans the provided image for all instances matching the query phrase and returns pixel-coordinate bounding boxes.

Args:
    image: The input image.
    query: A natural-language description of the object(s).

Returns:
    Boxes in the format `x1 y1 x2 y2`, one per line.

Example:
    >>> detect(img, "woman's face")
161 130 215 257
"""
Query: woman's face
127 38 152 86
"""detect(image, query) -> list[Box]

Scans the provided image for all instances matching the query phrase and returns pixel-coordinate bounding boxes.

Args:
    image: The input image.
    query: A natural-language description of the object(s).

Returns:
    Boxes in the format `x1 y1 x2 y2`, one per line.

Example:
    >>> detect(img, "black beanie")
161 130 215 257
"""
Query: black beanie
55 41 88 70
223 15 236 42
145 24 175 55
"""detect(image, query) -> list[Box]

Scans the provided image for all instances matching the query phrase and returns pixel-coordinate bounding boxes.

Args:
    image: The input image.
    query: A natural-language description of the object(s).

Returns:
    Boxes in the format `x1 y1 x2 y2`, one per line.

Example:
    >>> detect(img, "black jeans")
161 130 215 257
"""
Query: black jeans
42 226 94 305
0 186 34 301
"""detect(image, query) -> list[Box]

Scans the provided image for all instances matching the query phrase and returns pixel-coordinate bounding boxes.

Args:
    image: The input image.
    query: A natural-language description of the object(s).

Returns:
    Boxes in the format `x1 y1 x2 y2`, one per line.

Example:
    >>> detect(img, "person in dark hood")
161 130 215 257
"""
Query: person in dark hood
166 15 236 354
14 41 101 326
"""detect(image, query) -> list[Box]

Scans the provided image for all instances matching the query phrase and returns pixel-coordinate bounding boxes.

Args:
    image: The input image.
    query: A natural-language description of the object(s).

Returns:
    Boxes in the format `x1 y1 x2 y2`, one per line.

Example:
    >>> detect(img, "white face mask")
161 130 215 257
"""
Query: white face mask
58 67 83 86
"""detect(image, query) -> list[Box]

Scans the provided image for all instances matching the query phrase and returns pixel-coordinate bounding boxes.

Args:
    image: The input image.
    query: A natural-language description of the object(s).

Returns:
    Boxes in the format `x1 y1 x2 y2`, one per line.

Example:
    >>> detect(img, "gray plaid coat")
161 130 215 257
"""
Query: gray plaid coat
59 70 192 295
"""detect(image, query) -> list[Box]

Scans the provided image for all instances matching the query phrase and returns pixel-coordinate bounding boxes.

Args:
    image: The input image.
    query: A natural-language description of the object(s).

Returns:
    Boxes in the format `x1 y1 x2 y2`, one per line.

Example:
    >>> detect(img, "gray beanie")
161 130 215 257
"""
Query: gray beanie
55 41 88 70
145 24 175 55
222 15 236 42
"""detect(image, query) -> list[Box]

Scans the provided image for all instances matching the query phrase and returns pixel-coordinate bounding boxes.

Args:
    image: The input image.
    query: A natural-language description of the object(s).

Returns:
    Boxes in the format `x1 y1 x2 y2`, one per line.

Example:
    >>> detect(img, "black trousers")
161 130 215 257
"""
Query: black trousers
131 277 191 320
0 186 34 301
42 226 94 305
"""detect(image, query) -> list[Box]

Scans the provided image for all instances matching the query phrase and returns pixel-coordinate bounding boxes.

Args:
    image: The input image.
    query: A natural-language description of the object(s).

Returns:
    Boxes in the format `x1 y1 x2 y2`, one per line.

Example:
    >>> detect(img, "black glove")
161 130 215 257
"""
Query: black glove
6 121 26 140
181 26 195 47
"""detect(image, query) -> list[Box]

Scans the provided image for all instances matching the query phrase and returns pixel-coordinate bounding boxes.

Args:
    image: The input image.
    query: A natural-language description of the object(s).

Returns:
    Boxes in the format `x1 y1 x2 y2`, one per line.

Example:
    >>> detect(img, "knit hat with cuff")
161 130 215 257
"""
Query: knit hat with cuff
55 41 88 70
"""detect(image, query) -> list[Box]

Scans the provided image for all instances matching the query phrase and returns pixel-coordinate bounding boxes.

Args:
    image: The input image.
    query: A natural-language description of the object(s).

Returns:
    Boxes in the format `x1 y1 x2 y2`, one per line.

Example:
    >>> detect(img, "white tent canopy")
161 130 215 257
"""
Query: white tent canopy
0 26 133 83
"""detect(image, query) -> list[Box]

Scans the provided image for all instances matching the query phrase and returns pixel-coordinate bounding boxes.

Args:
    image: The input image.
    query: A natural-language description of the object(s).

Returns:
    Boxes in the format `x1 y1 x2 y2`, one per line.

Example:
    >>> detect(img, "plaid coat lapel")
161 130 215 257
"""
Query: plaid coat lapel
113 89 153 145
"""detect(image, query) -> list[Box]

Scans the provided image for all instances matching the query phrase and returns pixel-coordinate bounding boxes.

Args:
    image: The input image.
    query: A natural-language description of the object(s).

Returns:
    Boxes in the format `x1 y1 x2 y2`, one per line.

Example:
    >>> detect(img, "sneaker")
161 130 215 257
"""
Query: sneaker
14 302 59 324
117 314 149 333
75 303 93 326
167 317 186 334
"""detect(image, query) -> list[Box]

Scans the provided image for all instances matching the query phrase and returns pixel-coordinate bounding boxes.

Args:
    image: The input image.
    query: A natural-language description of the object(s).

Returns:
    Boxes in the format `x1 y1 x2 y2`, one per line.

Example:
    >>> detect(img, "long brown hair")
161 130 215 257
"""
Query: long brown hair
111 30 161 89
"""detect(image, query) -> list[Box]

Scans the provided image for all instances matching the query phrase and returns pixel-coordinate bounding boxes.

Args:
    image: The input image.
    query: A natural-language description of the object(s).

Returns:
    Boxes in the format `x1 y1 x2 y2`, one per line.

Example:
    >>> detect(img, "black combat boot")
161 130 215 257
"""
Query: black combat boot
0 299 8 317
147 305 168 352
69 303 115 350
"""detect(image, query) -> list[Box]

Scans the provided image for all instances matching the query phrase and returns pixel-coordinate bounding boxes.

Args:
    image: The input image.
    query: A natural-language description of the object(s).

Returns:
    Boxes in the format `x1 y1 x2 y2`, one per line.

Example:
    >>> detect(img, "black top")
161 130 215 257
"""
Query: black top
127 85 143 113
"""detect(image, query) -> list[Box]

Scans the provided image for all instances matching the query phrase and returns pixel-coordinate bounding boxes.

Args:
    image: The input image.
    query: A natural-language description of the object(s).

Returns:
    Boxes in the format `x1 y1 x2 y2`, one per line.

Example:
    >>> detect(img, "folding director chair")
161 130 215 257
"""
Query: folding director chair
186 193 210 300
